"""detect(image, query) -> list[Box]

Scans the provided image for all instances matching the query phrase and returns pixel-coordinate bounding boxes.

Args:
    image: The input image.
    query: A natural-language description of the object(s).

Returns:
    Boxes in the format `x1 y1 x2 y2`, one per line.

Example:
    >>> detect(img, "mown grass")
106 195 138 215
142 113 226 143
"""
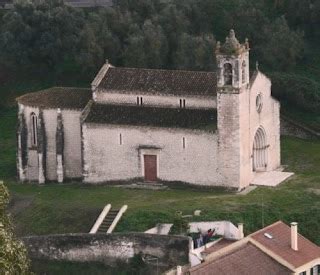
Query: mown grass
1 107 320 245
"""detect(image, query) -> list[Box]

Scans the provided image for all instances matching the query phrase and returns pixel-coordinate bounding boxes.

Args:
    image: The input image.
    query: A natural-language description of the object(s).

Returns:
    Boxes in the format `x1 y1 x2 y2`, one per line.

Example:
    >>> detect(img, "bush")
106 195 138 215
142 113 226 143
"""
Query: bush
269 72 320 113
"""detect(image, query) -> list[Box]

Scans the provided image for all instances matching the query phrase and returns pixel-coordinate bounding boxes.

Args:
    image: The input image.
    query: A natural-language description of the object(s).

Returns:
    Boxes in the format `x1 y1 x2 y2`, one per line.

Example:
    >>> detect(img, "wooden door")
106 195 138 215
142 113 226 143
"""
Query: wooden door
144 155 157 182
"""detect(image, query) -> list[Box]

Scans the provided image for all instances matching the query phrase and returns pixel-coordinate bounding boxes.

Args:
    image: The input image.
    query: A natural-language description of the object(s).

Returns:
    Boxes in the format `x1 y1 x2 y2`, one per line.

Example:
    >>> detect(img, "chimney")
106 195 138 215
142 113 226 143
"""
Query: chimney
238 223 244 239
291 222 298 251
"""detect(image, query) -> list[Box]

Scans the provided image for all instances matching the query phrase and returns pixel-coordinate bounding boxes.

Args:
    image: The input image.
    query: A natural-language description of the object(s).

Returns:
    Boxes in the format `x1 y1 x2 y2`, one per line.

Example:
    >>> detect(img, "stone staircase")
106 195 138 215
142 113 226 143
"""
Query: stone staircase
89 204 128 234
96 209 120 233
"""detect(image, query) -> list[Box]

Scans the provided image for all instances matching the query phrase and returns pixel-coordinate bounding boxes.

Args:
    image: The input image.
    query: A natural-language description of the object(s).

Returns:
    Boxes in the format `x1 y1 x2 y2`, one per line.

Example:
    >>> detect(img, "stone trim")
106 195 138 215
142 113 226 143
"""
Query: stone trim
139 148 161 179
16 107 28 182
37 110 46 184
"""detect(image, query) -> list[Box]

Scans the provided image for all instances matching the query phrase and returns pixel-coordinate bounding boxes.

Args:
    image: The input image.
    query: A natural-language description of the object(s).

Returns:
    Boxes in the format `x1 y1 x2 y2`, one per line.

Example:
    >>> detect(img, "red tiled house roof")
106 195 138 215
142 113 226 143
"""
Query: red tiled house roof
250 221 320 269
188 243 291 275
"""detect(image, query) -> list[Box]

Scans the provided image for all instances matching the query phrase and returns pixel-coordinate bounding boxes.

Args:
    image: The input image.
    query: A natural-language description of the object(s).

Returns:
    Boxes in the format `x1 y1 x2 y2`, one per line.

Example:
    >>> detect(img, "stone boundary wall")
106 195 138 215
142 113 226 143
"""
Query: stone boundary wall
22 233 190 269
280 116 320 140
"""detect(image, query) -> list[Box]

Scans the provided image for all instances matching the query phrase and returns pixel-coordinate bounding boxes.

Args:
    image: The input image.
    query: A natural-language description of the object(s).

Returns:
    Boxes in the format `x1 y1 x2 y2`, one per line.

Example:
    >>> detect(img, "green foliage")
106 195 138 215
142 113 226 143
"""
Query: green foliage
256 17 304 71
173 33 216 71
270 72 320 112
0 0 88 72
0 182 32 274
169 213 190 235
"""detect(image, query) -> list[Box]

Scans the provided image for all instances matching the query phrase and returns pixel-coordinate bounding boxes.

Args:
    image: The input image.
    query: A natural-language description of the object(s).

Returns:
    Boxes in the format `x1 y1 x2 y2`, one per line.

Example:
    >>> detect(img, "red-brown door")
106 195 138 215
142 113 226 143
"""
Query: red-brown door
144 155 157 182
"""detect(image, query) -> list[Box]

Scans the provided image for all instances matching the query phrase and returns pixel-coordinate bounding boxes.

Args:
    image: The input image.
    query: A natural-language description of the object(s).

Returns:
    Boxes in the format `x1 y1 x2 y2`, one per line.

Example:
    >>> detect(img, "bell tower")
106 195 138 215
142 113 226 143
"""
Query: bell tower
216 29 250 90
216 30 251 190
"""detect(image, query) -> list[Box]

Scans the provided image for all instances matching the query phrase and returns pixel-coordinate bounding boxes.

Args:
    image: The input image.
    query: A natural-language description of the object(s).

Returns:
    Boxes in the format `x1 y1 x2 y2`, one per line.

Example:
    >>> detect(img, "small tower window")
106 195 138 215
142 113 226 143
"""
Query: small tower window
242 61 246 84
119 133 122 145
30 112 38 147
223 63 233 85
179 99 186 108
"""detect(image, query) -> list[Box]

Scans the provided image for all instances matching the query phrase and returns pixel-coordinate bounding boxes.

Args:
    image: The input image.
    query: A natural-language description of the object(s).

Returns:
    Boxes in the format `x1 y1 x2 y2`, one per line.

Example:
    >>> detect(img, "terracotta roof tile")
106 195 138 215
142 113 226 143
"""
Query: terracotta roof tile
17 87 92 109
202 239 235 255
84 102 217 132
250 221 320 268
98 67 217 96
188 243 291 275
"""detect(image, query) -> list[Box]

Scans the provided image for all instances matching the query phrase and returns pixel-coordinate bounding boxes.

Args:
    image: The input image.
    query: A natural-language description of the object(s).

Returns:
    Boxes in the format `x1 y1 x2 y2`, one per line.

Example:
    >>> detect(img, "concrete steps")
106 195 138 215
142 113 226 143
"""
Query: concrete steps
89 204 128 234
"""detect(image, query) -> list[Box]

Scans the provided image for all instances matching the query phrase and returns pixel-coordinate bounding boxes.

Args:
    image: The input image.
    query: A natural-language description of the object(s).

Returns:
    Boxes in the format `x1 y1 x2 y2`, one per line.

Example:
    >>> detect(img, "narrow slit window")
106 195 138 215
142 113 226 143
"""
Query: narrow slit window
182 137 186 149
30 112 38 147
140 97 143 105
119 133 122 145
137 97 140 105
180 99 186 109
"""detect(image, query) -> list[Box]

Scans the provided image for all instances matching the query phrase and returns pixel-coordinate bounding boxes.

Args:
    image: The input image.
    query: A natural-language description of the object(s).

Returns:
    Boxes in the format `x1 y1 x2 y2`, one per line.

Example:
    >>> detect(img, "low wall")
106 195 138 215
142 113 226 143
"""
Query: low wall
281 116 319 140
22 233 190 269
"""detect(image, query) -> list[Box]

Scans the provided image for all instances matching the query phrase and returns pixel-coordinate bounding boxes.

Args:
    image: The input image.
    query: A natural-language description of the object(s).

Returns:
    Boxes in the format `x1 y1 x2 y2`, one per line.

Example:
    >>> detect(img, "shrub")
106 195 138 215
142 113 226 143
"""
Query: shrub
269 72 320 113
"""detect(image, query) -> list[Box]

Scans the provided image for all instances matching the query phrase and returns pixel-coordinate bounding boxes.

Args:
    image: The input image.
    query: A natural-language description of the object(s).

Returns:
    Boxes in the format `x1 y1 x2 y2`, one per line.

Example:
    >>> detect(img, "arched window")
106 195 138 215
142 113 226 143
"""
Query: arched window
223 63 233 85
30 112 38 147
242 61 246 83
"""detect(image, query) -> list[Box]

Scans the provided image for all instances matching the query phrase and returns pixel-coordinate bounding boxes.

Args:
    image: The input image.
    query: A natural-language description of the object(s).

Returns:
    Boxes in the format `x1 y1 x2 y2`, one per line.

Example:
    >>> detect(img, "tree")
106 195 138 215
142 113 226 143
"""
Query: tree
123 20 168 68
173 33 216 71
0 182 32 274
0 0 86 72
256 16 304 71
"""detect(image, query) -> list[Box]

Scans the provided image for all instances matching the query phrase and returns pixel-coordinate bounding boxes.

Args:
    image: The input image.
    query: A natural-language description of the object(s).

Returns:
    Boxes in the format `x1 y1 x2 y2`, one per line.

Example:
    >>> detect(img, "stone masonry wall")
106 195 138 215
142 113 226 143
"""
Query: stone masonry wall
94 90 216 109
61 110 83 179
22 233 190 269
217 91 241 189
83 124 220 186
20 104 83 182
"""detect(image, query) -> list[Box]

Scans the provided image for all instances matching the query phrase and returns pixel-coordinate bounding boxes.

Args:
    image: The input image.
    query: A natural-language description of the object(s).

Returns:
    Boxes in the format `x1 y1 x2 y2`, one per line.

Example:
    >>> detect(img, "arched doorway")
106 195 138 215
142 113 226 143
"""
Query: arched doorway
253 127 268 172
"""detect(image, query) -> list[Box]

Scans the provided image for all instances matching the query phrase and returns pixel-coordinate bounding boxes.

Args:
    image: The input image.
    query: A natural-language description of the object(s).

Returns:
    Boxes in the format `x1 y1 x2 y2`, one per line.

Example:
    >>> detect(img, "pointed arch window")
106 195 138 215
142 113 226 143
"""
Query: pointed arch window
223 63 233 85
30 112 38 147
242 61 246 84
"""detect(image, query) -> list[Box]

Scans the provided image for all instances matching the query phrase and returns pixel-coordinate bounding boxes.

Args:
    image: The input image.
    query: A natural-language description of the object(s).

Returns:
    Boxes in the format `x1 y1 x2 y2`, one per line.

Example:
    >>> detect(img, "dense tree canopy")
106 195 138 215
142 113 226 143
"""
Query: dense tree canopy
0 0 319 111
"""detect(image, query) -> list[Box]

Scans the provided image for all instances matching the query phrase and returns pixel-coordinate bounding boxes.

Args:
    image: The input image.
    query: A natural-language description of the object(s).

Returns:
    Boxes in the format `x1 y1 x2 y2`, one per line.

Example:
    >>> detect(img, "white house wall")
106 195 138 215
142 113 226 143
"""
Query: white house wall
83 124 220 186
94 90 217 109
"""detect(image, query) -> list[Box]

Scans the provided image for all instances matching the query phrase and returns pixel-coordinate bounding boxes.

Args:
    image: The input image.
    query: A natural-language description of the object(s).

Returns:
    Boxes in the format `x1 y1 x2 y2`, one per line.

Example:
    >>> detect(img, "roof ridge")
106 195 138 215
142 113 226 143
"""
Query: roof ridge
248 220 284 237
110 66 216 75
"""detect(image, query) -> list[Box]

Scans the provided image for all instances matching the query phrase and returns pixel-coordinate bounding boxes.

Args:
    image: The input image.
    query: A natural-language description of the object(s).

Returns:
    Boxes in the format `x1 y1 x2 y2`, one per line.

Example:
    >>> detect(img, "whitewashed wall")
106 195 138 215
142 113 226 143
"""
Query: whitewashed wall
94 90 217 109
43 109 58 180
249 72 281 174
83 124 220 186
61 110 82 179
21 105 83 182
23 105 39 181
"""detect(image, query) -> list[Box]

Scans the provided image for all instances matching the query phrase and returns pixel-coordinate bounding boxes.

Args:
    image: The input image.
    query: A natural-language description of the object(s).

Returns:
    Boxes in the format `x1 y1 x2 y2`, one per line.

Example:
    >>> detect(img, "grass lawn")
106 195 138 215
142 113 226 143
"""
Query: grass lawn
1 108 320 246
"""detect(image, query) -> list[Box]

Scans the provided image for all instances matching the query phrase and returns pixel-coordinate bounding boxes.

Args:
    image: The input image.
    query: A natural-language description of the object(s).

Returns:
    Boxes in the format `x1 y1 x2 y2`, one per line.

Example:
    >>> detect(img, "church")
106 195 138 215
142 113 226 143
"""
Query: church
16 30 281 190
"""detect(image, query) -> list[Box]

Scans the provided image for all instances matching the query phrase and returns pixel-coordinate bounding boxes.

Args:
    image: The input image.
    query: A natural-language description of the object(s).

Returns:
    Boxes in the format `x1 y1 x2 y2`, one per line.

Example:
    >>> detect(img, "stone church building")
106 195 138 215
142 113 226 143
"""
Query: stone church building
16 30 281 190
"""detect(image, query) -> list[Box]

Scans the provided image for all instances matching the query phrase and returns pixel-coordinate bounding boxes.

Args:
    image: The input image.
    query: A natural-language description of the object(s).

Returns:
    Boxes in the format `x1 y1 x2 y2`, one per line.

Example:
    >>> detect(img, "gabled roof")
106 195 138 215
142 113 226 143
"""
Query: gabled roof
97 67 217 97
83 102 217 132
250 221 320 269
189 242 291 275
17 87 92 110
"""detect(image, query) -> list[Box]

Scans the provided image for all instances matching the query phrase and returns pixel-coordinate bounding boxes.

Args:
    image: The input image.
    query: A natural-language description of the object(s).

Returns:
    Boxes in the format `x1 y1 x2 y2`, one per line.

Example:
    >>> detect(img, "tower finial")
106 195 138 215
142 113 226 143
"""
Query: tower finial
229 29 235 38
256 61 259 71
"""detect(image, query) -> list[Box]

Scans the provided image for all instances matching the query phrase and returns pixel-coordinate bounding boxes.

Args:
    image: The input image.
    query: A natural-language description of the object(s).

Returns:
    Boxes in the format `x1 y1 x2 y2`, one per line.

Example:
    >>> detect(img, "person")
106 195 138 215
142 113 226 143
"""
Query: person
204 228 215 244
